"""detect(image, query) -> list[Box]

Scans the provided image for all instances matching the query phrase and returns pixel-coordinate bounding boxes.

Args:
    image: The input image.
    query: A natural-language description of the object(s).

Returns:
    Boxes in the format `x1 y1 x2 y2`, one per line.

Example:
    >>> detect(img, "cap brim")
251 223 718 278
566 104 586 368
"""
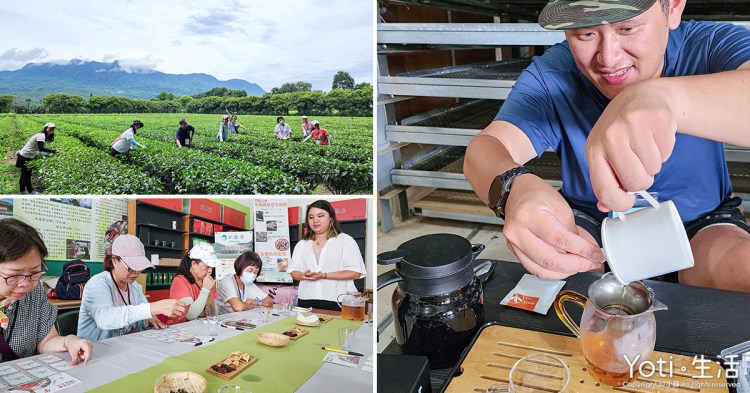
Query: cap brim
121 255 154 271
203 257 221 268
539 0 657 30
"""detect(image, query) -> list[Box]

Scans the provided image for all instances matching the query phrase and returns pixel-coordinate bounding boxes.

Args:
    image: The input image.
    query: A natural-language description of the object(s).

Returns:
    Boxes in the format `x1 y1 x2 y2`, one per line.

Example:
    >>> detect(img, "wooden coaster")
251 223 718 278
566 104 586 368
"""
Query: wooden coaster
282 327 309 340
317 314 333 324
206 353 258 381
446 325 729 393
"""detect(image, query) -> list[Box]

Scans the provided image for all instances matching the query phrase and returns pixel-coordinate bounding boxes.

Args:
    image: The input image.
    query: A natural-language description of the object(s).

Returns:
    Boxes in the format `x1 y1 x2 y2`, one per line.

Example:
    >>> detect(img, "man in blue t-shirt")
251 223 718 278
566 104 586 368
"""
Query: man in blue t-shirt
465 0 750 291
176 118 196 148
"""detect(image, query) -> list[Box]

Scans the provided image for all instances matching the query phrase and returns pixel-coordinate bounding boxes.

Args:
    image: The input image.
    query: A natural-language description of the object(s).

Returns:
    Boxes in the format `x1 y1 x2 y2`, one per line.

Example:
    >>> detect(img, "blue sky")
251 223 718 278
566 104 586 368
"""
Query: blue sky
0 0 373 92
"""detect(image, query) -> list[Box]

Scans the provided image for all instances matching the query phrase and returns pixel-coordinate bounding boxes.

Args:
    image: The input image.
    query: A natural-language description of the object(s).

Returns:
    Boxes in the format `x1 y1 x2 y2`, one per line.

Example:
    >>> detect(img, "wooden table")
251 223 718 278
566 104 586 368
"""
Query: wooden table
48 298 81 310
381 260 750 392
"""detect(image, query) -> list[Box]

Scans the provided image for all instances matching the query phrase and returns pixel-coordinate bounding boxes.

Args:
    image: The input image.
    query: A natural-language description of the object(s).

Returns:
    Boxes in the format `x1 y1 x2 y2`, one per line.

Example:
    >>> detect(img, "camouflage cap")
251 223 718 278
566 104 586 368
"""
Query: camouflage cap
539 0 657 30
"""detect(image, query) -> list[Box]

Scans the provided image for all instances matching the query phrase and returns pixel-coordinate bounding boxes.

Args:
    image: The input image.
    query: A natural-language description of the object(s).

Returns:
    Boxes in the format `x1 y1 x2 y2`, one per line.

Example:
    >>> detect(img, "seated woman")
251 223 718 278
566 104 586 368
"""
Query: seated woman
217 251 273 314
165 243 219 325
0 219 92 364
289 200 366 311
78 235 186 342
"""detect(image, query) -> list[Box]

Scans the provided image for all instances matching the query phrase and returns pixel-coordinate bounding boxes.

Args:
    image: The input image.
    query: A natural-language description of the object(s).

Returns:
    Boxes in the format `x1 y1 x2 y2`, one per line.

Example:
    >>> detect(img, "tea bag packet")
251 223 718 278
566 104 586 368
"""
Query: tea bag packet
500 274 565 315
608 191 659 218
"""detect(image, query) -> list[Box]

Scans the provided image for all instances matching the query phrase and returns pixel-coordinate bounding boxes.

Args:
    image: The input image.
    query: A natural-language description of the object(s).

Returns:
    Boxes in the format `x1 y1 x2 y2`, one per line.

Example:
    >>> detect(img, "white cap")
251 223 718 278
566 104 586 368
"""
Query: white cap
111 235 154 271
311 120 319 126
222 115 229 120
45 122 56 128
301 116 308 119
188 243 220 267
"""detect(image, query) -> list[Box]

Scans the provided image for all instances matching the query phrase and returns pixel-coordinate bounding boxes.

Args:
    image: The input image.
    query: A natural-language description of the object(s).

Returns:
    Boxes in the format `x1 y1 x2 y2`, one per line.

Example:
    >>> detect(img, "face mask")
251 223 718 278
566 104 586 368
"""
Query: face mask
278 119 284 124
240 272 257 284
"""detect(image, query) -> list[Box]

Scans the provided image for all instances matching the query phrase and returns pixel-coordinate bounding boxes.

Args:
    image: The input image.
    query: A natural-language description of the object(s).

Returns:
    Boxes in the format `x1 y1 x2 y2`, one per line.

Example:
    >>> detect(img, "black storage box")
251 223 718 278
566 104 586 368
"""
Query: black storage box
378 354 432 393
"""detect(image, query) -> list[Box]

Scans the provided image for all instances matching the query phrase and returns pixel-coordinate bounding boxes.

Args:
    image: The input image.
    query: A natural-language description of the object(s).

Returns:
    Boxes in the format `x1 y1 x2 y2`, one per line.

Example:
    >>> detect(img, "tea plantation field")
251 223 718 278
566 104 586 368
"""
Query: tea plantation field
0 114 373 195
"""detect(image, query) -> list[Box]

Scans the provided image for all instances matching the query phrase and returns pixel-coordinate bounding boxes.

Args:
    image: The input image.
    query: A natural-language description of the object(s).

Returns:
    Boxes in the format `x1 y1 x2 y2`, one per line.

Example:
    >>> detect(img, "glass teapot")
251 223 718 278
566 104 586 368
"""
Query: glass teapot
337 292 366 321
553 273 668 387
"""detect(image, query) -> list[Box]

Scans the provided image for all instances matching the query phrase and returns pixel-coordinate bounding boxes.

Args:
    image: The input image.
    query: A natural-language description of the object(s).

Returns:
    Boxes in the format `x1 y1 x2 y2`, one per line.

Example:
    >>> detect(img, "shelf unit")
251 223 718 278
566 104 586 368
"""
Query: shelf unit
377 2 750 231
188 214 247 249
129 200 187 297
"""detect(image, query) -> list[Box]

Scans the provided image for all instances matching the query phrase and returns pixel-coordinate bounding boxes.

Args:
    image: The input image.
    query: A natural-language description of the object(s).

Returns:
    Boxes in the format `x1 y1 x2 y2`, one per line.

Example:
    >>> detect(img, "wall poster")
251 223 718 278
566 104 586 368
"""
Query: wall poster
253 199 292 283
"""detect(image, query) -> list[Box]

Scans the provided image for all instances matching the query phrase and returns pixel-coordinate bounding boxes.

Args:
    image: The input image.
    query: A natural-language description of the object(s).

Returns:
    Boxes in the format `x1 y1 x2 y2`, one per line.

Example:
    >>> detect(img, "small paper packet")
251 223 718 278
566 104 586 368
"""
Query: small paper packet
500 274 565 315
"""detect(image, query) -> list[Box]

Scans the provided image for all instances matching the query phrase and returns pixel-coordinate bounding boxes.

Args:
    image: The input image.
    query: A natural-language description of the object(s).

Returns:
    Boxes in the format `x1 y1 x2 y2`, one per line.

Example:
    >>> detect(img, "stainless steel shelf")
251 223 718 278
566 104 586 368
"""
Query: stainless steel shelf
378 23 564 46
379 59 530 99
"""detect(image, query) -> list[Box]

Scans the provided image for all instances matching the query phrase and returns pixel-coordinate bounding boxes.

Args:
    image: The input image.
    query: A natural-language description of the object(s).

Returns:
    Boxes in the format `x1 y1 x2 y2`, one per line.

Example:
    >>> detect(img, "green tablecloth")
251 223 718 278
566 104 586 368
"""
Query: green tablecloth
90 316 363 392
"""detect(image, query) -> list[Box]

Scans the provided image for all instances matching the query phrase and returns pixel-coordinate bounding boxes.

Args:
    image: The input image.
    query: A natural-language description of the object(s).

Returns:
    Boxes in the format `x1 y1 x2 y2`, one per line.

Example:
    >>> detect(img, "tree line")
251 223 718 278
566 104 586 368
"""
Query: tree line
0 71 372 117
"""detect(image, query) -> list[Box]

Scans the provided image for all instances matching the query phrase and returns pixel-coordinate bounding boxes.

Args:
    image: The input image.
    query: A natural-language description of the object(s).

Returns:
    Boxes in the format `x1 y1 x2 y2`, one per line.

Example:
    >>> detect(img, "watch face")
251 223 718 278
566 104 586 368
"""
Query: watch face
488 175 505 208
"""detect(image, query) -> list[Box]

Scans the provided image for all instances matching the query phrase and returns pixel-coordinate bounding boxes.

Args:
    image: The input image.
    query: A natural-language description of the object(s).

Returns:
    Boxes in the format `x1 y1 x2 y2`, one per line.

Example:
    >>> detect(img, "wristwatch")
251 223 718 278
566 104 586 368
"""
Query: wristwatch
487 166 534 219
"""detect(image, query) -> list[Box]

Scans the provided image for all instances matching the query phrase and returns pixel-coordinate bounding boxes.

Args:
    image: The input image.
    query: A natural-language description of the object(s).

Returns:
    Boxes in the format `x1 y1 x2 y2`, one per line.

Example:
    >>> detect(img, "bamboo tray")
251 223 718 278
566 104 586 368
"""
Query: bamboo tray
317 314 333 324
282 327 309 340
206 353 258 381
445 325 729 393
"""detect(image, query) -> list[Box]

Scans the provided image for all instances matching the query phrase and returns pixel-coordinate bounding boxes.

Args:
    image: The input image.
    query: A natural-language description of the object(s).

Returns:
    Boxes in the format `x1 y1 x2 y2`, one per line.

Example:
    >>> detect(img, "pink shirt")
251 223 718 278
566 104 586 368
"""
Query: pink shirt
166 275 218 325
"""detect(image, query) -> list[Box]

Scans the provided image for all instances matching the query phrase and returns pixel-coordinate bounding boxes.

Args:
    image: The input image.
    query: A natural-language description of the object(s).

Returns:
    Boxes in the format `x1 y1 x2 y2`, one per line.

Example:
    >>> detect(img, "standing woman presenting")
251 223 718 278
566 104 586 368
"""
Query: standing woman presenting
16 122 59 194
289 200 366 311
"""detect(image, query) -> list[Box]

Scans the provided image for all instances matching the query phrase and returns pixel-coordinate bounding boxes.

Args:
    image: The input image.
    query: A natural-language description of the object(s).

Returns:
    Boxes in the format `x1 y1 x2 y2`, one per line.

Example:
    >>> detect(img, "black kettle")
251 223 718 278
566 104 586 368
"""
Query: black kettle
377 233 494 369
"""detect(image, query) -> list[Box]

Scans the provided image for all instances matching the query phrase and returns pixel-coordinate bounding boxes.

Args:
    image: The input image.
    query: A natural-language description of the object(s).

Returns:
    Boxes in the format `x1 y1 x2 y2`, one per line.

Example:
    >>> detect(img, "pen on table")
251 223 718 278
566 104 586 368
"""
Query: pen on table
321 347 364 356
195 338 216 346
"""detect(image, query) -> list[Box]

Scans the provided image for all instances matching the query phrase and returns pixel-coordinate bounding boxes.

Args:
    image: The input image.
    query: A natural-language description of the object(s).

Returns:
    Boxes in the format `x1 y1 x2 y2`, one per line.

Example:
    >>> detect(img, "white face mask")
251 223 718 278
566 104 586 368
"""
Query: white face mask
240 272 256 284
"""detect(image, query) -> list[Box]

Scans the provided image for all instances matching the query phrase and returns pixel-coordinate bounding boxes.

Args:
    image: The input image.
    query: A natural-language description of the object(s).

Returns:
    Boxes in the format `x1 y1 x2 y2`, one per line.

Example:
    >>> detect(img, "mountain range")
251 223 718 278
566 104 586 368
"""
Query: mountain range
0 60 266 103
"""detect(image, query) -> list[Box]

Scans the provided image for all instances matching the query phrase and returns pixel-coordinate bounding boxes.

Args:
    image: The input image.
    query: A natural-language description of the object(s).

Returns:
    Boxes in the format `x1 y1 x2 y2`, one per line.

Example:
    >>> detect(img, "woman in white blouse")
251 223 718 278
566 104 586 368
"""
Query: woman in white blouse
289 200 366 311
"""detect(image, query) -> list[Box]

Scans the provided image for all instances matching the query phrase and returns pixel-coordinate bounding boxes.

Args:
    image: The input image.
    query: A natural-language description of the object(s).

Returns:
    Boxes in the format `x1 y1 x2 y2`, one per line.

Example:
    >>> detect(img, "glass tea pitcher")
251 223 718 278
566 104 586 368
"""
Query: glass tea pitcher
554 273 667 387
337 292 366 321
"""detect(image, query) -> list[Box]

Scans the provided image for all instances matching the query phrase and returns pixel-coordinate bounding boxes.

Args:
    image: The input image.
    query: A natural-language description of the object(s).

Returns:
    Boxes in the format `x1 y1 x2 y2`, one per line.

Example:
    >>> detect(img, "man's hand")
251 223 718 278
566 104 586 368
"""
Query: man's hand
586 83 677 212
503 174 603 280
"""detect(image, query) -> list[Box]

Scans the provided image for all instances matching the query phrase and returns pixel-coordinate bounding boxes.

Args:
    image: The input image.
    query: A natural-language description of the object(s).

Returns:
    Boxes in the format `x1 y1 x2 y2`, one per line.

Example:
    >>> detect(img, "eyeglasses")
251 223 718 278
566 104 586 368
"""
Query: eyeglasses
115 258 142 274
0 269 48 286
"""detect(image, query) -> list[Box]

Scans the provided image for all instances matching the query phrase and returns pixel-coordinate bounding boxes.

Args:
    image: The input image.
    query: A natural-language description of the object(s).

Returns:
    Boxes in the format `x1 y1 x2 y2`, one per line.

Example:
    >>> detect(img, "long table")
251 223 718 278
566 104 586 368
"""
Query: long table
8 308 373 392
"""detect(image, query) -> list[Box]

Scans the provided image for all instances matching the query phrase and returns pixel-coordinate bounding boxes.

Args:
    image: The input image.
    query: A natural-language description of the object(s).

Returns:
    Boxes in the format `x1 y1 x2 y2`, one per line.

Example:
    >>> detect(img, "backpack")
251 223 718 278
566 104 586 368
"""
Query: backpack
55 260 91 300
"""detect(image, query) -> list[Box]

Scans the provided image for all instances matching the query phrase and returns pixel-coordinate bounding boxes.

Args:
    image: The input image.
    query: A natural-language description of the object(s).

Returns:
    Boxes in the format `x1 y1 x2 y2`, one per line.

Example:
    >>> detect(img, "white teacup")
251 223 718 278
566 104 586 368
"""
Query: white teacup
601 191 694 285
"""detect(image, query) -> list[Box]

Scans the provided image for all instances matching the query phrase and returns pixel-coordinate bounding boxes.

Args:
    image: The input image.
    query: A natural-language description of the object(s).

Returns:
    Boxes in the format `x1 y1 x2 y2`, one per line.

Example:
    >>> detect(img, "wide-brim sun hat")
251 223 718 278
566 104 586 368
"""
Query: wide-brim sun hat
188 242 221 268
539 0 657 30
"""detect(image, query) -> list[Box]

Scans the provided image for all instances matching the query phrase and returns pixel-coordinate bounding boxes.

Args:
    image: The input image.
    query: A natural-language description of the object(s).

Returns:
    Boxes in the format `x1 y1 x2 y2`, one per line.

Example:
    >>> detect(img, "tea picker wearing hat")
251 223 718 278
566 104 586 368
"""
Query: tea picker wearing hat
303 120 330 145
110 119 147 156
0 219 93 364
301 115 314 137
274 116 292 140
218 115 232 142
464 0 750 291
164 243 221 325
78 235 187 341
16 122 59 194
